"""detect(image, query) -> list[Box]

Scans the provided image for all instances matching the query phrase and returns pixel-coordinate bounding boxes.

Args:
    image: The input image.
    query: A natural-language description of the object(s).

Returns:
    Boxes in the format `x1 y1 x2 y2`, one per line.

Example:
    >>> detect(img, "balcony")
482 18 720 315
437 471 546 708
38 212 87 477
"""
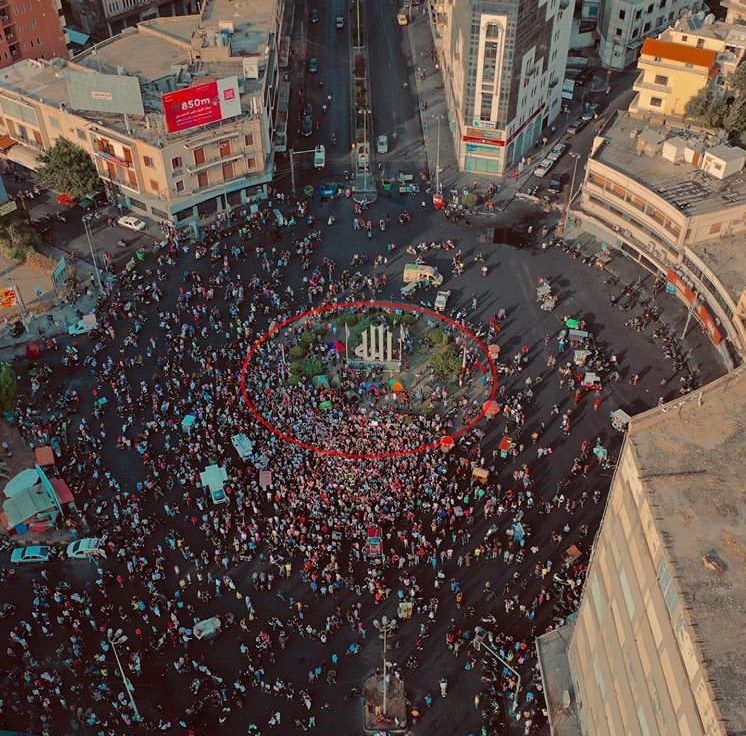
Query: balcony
632 71 672 95
186 151 244 174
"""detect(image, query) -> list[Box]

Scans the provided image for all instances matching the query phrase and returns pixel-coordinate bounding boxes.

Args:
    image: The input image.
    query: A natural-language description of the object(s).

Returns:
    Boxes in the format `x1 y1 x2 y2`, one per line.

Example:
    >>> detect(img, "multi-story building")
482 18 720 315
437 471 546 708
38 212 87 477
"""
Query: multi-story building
597 0 705 70
723 0 746 25
629 37 720 117
536 365 746 736
574 110 746 366
0 0 284 233
0 0 69 69
431 0 572 176
65 0 199 41
662 10 746 80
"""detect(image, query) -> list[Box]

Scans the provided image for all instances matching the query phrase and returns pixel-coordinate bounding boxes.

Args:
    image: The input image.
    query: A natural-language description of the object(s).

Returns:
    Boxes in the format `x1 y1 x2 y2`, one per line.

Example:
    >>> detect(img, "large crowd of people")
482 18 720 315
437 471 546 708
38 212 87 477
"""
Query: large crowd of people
0 194 647 735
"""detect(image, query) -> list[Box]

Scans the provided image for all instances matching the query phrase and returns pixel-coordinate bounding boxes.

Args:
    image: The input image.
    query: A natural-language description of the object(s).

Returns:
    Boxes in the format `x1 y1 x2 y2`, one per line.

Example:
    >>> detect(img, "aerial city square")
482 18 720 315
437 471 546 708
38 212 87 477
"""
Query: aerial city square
0 0 744 734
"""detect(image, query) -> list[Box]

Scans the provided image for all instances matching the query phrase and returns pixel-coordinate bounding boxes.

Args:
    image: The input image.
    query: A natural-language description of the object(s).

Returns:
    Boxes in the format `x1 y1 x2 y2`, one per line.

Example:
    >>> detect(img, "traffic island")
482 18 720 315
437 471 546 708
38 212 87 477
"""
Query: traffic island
362 671 407 733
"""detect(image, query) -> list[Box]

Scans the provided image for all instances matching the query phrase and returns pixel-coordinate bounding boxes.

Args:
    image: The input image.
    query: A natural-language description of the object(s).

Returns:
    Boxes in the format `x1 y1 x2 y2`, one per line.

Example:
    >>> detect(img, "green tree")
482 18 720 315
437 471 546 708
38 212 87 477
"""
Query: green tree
725 97 746 145
0 363 17 413
34 138 102 199
0 214 40 262
431 344 461 379
684 87 726 128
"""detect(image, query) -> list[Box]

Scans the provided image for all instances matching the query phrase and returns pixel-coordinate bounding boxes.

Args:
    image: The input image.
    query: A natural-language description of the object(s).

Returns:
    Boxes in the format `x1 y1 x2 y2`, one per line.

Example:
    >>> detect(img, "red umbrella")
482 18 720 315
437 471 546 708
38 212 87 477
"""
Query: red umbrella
334 341 345 353
483 400 500 417
440 436 455 452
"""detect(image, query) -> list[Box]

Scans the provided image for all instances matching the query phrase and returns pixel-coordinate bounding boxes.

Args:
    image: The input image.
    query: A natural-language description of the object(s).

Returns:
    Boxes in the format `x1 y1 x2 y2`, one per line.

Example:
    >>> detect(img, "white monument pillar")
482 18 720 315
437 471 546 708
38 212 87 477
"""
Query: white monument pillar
362 329 369 359
387 331 393 362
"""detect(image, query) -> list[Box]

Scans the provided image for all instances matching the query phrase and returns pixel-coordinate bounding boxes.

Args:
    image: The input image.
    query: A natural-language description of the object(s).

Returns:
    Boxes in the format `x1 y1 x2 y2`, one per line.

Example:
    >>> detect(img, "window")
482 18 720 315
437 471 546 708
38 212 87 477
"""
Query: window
149 179 158 191
246 157 256 170
485 22 499 38
681 34 688 41
654 74 668 85
175 180 184 192
143 155 153 167
635 9 642 18
647 3 653 11
197 171 208 188
632 27 639 37
193 147 205 165
219 140 231 157
480 93 493 120
76 128 86 141
615 27 623 36
48 116 59 129
619 569 636 618
171 156 182 170
127 169 137 188
222 161 234 180
649 96 663 107
696 38 704 48
659 0 665 7
619 8 626 18
33 129 42 146
244 133 254 147
643 21 651 31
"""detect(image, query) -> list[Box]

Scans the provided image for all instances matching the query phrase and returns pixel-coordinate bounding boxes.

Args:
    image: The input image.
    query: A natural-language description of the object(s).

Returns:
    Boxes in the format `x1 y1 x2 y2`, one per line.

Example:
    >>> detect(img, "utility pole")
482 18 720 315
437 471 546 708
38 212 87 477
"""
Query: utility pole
289 149 296 199
107 628 141 722
373 615 396 716
82 215 103 292
435 115 441 193
562 152 581 236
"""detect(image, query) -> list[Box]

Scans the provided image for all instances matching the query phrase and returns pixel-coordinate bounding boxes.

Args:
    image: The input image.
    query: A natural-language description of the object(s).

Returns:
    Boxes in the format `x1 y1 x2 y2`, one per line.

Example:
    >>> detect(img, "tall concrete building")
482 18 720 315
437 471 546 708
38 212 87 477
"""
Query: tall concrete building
65 0 200 41
596 0 706 69
0 0 69 69
537 366 746 736
431 0 572 176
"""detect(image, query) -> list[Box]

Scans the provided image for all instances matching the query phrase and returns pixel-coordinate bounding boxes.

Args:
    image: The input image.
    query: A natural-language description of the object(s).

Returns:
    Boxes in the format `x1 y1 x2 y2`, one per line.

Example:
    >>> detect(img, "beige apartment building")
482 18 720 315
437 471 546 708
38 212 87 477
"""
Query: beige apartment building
629 37 719 117
537 366 746 736
575 111 746 367
0 0 284 233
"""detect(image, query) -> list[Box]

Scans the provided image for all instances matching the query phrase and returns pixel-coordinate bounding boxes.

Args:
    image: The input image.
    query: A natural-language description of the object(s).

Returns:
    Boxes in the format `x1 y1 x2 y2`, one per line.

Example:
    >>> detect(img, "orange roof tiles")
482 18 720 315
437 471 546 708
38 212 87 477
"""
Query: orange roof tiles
641 38 718 68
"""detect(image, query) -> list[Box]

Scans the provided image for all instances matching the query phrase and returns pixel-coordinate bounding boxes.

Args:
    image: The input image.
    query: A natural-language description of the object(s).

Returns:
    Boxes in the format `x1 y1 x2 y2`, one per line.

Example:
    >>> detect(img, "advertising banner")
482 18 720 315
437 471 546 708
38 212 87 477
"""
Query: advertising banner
162 77 241 133
66 70 145 116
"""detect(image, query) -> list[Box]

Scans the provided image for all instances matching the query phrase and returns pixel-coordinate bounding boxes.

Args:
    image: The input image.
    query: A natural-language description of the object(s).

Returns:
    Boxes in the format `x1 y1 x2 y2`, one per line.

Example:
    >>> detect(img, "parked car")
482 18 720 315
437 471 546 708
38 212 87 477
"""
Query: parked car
335 15 344 28
319 183 338 198
310 8 320 22
117 215 146 231
566 119 587 136
66 537 106 560
550 142 567 158
547 179 562 194
307 57 319 73
10 545 52 564
376 135 389 154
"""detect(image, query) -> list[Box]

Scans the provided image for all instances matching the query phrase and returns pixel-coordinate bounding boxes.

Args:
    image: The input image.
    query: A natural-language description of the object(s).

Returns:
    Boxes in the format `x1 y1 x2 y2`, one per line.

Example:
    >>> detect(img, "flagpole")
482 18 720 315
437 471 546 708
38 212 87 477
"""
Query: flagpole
345 323 349 362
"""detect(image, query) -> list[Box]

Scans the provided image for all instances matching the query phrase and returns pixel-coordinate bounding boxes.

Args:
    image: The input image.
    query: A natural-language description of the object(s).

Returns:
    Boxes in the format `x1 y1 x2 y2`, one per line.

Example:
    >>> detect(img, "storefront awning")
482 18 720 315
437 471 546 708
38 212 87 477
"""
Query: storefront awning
4 143 40 171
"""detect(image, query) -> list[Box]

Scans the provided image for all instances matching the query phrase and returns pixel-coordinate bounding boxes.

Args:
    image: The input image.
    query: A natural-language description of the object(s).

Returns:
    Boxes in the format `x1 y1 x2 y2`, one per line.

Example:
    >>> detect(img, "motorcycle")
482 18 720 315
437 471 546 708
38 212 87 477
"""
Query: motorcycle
481 265 488 278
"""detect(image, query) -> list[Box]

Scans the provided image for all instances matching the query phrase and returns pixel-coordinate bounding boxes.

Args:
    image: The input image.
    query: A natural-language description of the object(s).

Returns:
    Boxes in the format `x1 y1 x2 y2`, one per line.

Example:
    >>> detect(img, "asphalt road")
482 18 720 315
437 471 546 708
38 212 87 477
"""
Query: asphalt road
367 0 427 179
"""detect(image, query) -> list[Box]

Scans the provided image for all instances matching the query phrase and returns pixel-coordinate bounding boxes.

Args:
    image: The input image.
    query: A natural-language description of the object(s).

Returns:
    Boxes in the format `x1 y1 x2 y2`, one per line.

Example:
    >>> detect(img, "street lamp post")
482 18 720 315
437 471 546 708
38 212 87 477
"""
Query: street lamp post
107 628 141 722
82 214 104 292
562 152 582 236
373 615 396 716
433 113 444 194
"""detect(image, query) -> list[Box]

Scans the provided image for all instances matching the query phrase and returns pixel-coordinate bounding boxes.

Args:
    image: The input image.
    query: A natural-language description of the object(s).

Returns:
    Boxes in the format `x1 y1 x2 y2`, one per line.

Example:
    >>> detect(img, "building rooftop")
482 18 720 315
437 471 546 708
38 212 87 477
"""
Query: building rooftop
594 111 746 216
671 10 746 48
641 37 718 67
0 0 280 147
687 235 746 305
626 366 746 735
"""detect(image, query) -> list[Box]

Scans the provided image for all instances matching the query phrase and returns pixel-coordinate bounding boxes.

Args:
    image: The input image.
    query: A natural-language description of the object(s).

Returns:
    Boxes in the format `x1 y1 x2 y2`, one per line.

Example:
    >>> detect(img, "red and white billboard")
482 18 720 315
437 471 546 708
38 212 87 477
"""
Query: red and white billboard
162 76 241 133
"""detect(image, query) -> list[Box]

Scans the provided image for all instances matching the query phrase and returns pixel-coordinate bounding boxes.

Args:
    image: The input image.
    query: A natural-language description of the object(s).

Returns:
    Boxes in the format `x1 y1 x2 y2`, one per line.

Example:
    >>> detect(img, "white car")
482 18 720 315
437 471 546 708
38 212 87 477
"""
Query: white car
314 144 326 170
533 159 553 178
550 142 567 157
10 545 52 564
66 537 106 560
376 135 389 154
117 215 147 231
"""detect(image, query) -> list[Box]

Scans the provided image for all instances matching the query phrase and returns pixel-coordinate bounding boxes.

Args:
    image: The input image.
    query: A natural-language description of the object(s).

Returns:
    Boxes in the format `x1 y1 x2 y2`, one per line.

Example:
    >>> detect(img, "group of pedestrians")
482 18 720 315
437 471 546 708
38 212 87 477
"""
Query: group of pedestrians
1 193 633 736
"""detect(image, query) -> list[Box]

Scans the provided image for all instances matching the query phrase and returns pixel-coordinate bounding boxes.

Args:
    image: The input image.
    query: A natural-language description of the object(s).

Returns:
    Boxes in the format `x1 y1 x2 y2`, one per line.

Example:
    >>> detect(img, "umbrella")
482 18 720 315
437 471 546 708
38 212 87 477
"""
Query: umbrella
483 400 500 417
565 318 580 329
488 344 500 359
334 341 345 353
389 378 404 393
319 400 333 410
440 436 455 451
